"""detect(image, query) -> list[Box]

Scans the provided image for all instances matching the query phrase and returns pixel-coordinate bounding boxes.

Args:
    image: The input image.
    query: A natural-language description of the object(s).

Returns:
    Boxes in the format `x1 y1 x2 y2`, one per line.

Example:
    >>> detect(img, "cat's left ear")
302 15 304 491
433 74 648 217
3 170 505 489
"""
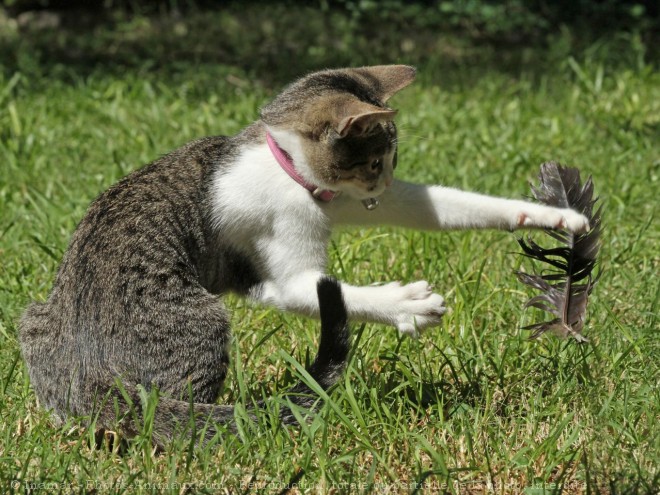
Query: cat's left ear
356 65 417 102
336 103 397 138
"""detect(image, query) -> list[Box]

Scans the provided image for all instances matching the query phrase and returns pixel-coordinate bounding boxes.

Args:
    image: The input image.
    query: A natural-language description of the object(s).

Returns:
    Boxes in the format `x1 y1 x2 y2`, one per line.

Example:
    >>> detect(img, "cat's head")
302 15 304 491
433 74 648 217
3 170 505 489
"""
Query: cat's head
261 65 416 200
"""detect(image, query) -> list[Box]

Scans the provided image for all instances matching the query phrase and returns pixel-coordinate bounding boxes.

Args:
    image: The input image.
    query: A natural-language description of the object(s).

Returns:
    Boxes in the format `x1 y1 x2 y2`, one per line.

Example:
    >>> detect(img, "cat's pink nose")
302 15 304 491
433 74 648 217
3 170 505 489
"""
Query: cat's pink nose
385 177 393 187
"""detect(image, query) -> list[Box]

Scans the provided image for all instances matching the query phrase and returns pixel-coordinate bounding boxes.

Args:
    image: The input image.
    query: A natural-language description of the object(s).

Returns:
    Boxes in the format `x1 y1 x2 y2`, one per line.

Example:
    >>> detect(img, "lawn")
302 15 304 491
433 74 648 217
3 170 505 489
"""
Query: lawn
1 3 658 494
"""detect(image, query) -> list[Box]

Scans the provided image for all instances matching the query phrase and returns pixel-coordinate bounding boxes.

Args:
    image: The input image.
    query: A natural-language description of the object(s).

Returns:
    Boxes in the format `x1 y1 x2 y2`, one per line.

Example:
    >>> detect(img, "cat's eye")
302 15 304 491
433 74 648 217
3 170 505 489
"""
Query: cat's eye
346 159 383 171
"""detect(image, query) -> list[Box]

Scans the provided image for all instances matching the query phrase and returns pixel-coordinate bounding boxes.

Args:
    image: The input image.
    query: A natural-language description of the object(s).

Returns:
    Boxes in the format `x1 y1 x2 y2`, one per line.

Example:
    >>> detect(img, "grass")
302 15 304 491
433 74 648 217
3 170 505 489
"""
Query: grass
1 4 659 494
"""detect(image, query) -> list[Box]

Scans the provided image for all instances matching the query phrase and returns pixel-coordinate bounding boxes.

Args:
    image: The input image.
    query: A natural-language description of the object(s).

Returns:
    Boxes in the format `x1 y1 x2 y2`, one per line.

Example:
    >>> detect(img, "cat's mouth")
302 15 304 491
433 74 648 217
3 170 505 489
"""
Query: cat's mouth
368 176 393 192
329 155 394 201
335 175 391 202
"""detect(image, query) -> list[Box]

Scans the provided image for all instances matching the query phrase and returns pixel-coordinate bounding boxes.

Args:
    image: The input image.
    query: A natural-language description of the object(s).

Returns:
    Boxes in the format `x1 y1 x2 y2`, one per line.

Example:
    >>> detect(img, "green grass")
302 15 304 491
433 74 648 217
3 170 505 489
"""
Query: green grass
1 5 659 494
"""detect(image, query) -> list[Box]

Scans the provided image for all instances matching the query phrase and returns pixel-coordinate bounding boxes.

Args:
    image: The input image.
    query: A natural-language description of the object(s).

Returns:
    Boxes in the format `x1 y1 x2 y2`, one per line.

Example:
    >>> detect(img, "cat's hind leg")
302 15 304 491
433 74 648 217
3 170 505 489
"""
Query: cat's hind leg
18 301 72 423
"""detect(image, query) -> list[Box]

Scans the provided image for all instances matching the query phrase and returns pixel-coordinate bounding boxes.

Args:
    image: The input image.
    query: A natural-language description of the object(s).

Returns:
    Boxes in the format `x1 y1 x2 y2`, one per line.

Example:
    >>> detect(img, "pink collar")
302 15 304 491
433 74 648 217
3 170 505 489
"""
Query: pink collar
266 132 337 202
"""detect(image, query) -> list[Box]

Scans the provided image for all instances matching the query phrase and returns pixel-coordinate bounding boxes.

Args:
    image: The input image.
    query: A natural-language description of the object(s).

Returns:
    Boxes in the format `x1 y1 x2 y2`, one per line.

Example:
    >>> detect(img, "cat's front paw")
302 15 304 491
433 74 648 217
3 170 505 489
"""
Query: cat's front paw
517 207 590 233
388 281 447 337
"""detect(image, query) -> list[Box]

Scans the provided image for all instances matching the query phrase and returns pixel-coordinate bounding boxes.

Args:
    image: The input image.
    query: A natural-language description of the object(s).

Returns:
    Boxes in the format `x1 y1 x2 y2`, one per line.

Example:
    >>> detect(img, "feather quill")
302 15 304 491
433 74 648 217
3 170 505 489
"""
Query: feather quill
516 162 602 342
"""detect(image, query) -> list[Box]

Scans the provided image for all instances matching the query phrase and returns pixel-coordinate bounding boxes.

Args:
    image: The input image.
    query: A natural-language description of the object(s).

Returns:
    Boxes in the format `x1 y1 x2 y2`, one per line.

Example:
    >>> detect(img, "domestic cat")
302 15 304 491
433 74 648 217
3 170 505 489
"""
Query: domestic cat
19 65 589 446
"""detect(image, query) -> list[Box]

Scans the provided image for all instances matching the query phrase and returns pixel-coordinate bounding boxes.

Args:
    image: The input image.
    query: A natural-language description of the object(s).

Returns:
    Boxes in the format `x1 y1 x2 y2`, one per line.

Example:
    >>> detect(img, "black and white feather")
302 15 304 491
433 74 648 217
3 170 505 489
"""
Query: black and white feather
517 162 602 342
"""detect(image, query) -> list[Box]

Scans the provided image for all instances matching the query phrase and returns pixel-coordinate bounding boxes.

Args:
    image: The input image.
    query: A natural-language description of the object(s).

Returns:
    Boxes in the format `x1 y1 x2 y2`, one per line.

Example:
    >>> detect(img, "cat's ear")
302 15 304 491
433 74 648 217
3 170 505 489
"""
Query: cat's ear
355 65 416 102
336 102 397 138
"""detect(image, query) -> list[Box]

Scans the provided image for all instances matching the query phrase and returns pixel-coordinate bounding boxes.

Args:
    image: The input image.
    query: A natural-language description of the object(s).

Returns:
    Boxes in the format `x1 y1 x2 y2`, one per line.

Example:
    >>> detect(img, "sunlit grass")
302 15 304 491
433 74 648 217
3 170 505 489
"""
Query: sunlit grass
1 7 658 494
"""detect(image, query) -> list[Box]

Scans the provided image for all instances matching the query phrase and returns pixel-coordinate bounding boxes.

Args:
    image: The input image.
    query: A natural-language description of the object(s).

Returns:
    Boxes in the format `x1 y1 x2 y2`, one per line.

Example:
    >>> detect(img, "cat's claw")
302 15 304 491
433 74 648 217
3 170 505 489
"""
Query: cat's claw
559 209 590 233
389 281 447 337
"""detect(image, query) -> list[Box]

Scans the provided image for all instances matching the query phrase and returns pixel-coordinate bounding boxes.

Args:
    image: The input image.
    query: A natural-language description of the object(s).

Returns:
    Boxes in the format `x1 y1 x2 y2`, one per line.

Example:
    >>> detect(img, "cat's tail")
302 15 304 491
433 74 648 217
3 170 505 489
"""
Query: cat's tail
92 277 349 448
278 276 350 425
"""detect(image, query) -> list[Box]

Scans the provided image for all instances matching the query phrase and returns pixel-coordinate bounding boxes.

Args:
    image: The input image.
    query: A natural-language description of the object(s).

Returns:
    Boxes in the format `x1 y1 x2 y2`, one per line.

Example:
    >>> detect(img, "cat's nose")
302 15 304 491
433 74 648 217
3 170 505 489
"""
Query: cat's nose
385 177 393 187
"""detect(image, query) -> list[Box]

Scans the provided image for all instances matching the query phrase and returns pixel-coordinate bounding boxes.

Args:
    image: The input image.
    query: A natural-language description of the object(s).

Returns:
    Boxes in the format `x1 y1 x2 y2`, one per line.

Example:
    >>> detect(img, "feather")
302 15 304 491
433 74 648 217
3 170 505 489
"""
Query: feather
516 162 602 342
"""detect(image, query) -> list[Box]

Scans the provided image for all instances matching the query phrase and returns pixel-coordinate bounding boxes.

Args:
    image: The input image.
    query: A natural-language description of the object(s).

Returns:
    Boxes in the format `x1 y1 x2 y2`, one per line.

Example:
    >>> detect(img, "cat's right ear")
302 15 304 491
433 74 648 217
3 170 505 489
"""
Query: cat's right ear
336 102 397 138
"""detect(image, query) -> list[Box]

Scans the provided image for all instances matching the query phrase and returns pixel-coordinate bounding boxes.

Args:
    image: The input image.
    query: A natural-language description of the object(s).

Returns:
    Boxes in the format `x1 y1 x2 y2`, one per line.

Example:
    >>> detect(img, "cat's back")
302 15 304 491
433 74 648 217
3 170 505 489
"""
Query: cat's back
19 135 241 414
20 134 232 357
20 134 242 339
83 134 229 234
58 136 228 280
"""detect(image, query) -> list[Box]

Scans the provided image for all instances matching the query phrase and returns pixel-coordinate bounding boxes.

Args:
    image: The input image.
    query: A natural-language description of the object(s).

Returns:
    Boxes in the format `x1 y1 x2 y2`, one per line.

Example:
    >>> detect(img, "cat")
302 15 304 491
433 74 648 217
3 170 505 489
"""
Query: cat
19 65 589 446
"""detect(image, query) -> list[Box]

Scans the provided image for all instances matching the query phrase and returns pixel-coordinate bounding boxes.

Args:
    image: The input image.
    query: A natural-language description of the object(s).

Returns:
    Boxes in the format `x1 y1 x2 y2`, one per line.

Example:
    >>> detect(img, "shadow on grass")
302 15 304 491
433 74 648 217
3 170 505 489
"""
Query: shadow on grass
2 3 657 90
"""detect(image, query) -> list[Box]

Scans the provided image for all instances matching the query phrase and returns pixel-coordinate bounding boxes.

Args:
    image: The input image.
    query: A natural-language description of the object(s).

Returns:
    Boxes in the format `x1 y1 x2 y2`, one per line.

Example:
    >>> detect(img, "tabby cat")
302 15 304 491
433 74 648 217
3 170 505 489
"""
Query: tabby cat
19 65 589 446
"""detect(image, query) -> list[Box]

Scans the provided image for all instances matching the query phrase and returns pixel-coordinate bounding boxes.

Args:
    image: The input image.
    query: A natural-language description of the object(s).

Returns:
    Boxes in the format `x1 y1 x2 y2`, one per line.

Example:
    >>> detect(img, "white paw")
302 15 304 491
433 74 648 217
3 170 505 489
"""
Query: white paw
386 281 447 337
518 207 590 233
559 208 591 233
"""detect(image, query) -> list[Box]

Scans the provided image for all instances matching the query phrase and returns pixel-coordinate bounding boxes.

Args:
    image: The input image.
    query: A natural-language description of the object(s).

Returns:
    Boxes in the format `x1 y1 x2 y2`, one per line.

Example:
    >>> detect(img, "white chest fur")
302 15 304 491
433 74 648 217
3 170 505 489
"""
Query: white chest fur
209 143 331 281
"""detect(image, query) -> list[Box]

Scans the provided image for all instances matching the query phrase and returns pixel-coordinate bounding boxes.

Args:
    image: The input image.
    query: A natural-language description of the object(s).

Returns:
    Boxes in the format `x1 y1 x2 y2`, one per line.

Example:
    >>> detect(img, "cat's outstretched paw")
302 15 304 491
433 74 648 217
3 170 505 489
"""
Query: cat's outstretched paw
388 281 447 337
517 207 590 233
